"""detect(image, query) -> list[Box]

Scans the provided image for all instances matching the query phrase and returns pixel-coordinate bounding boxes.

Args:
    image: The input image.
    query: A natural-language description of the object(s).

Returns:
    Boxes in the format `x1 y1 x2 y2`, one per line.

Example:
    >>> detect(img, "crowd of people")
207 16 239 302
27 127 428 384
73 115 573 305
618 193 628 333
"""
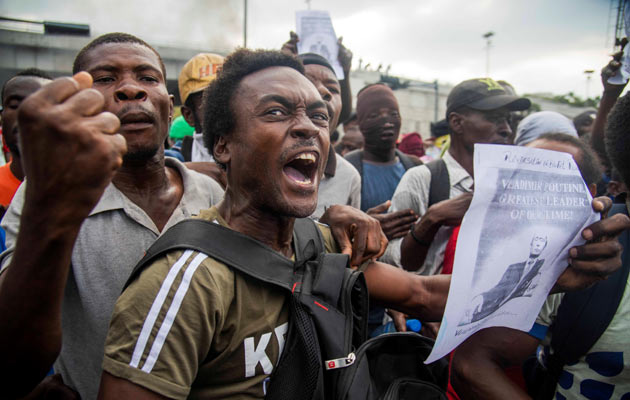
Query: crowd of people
0 28 628 400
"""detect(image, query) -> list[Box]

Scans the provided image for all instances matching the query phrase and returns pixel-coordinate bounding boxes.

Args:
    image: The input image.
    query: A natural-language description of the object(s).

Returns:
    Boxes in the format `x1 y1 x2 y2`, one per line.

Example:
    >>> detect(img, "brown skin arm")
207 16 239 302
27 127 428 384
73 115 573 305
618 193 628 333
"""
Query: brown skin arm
363 261 450 321
98 372 168 400
320 204 388 268
400 193 472 271
337 36 353 125
21 374 80 400
0 73 126 397
452 327 539 399
591 41 628 169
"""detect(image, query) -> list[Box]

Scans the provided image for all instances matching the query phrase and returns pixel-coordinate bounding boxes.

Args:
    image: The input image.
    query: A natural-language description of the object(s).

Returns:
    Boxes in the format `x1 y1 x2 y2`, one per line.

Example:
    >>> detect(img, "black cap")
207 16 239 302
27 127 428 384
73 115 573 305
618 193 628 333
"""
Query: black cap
446 78 530 118
298 53 335 75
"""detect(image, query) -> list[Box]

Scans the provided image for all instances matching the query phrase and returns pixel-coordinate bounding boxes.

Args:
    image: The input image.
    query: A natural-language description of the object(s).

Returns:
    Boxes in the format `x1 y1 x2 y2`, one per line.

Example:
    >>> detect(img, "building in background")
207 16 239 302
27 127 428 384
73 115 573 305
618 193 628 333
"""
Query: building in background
0 0 243 104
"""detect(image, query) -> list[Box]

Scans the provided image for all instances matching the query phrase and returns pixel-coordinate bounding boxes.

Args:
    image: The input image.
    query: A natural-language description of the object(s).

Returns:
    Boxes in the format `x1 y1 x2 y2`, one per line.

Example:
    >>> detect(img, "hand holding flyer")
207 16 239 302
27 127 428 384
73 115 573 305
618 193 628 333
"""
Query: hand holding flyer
426 144 599 363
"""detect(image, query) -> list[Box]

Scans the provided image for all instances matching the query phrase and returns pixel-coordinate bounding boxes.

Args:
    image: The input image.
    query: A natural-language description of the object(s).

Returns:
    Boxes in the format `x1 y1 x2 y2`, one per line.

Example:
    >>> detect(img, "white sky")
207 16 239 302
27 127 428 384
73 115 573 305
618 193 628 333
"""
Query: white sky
1 0 620 97
246 0 619 97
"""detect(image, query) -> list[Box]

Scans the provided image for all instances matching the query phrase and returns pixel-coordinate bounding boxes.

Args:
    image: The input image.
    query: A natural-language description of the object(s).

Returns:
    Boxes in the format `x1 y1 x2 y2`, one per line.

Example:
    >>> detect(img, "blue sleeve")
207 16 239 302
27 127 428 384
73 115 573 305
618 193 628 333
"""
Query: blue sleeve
0 226 6 252
164 149 185 162
528 322 547 341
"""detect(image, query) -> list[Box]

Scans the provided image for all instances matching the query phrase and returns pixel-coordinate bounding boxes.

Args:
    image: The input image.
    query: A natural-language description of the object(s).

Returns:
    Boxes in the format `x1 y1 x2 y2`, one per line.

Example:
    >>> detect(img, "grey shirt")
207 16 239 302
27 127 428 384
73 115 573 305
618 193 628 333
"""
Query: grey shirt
0 157 224 399
381 152 473 275
312 153 361 219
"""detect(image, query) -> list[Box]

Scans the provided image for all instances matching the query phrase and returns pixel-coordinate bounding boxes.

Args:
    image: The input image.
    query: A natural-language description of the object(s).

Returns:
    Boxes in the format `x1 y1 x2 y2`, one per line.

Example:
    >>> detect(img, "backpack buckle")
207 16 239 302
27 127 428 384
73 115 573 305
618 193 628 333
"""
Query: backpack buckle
325 352 355 370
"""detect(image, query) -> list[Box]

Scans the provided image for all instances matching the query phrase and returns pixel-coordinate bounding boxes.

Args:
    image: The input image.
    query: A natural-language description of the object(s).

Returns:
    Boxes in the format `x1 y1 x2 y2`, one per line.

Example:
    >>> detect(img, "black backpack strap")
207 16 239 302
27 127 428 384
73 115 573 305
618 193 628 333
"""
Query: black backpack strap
125 218 324 292
540 204 630 395
425 158 450 207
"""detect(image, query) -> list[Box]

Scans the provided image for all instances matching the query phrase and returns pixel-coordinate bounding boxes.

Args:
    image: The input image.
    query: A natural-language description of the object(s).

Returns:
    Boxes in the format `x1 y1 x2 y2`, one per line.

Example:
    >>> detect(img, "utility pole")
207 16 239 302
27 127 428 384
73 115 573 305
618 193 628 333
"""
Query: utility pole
243 0 248 47
306 0 311 10
483 31 494 77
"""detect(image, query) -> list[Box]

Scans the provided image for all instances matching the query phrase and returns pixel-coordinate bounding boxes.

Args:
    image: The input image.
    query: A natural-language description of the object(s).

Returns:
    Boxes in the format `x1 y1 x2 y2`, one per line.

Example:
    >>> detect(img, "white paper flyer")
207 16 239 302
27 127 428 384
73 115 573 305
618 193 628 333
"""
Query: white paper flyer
296 10 344 80
426 144 598 363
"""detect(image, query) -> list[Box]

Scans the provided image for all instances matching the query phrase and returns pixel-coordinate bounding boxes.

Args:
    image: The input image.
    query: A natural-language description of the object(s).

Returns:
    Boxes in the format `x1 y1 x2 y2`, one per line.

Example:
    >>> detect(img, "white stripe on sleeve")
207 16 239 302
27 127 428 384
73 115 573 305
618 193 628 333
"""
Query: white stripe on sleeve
141 252 209 373
129 249 194 368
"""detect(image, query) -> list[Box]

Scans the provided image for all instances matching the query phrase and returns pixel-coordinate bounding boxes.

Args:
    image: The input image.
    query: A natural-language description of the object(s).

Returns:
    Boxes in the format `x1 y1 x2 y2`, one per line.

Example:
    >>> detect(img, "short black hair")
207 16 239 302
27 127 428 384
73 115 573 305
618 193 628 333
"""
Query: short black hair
2 68 53 103
357 82 387 97
202 48 304 167
534 132 601 185
606 92 630 187
573 110 596 128
73 32 166 80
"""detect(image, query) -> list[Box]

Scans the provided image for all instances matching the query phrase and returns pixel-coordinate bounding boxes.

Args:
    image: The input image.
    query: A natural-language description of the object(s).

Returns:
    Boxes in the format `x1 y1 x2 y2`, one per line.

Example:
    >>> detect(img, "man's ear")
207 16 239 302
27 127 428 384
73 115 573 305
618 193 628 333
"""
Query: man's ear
448 112 464 137
180 105 195 127
213 135 231 166
168 94 175 124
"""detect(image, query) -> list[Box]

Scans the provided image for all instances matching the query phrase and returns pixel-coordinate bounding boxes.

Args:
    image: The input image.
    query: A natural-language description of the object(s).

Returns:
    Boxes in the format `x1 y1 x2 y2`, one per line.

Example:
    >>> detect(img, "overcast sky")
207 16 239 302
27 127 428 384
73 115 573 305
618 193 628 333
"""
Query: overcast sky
2 0 620 97
247 0 618 97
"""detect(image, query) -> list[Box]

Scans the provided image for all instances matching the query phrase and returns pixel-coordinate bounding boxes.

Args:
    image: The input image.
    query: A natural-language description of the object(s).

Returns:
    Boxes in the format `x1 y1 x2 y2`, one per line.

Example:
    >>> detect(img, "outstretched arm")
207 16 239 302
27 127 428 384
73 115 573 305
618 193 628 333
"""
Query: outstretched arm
99 372 167 400
591 41 628 169
363 261 451 322
0 73 126 396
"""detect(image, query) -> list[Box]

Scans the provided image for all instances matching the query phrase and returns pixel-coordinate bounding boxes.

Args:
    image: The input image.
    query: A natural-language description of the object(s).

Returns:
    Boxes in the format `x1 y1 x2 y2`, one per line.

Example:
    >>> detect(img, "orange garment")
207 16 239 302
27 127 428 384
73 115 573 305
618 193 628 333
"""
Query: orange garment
0 162 22 207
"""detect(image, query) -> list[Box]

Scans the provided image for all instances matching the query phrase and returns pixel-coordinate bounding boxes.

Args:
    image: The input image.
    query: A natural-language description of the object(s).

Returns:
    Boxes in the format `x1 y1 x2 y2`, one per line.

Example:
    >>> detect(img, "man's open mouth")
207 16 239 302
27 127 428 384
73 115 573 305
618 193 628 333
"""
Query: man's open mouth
283 151 319 186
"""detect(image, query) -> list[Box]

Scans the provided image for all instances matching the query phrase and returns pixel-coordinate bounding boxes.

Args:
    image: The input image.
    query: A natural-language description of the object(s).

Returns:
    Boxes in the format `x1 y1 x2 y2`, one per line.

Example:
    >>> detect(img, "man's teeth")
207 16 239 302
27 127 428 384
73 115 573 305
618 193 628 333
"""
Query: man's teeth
295 177 312 184
295 153 316 162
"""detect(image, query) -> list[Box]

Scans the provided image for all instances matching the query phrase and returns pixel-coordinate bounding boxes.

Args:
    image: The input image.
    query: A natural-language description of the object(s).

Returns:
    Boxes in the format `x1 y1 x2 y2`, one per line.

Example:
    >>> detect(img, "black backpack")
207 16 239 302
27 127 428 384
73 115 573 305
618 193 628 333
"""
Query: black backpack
524 203 630 399
125 217 448 399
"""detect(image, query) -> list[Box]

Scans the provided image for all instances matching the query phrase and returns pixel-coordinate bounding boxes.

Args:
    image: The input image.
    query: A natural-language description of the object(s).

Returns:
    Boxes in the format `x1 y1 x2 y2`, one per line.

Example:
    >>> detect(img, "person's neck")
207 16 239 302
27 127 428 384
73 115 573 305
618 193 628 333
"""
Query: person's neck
217 192 295 258
112 155 169 197
447 142 474 177
363 146 396 163
112 154 185 233
9 155 24 181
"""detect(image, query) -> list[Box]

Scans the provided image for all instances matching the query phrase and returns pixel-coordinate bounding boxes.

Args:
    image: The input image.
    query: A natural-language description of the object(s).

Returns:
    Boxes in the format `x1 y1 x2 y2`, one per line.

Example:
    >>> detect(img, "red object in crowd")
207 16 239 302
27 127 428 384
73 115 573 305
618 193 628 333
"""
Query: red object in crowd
398 132 425 158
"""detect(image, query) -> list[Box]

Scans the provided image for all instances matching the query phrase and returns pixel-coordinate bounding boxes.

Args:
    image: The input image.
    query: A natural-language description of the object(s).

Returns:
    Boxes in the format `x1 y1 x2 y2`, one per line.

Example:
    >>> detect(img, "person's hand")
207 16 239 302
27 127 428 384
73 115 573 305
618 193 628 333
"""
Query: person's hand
320 204 387 268
420 321 440 340
280 31 299 56
367 200 418 241
424 193 473 227
184 161 227 189
601 37 628 96
553 196 630 292
386 309 408 332
337 36 353 75
17 72 126 226
21 374 80 399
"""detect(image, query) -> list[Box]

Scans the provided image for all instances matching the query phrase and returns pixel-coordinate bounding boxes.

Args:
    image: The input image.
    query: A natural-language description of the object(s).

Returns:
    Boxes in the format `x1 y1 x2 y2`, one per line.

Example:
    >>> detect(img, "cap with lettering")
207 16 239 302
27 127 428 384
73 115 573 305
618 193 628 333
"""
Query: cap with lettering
178 53 225 104
446 78 530 118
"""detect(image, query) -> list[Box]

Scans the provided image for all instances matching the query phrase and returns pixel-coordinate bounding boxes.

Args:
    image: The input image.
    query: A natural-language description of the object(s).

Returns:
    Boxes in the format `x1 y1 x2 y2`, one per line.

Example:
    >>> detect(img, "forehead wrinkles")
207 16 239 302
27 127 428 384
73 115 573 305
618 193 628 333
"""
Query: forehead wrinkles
238 75 318 111
84 43 163 76
3 77 47 99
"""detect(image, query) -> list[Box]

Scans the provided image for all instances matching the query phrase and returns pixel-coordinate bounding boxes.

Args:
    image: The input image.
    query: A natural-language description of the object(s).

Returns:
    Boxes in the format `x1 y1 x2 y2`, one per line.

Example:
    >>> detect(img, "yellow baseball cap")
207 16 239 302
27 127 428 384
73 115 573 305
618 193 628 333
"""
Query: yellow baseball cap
178 53 225 104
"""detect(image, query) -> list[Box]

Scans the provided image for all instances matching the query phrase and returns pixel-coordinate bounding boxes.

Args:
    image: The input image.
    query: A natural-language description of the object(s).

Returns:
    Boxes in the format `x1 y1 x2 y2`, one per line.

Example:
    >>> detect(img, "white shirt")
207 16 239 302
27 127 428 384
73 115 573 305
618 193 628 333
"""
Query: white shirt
381 151 473 275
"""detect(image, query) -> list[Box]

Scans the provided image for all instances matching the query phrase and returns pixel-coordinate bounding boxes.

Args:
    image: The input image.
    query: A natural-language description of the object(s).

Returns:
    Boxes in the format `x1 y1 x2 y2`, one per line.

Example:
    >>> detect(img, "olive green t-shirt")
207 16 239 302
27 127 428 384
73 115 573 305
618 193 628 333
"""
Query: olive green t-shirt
103 207 339 399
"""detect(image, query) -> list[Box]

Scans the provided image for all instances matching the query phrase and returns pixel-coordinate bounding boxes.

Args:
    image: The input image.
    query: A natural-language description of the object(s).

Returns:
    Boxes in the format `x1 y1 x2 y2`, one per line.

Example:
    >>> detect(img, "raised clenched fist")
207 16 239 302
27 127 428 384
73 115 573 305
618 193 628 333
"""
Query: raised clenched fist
17 72 127 226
